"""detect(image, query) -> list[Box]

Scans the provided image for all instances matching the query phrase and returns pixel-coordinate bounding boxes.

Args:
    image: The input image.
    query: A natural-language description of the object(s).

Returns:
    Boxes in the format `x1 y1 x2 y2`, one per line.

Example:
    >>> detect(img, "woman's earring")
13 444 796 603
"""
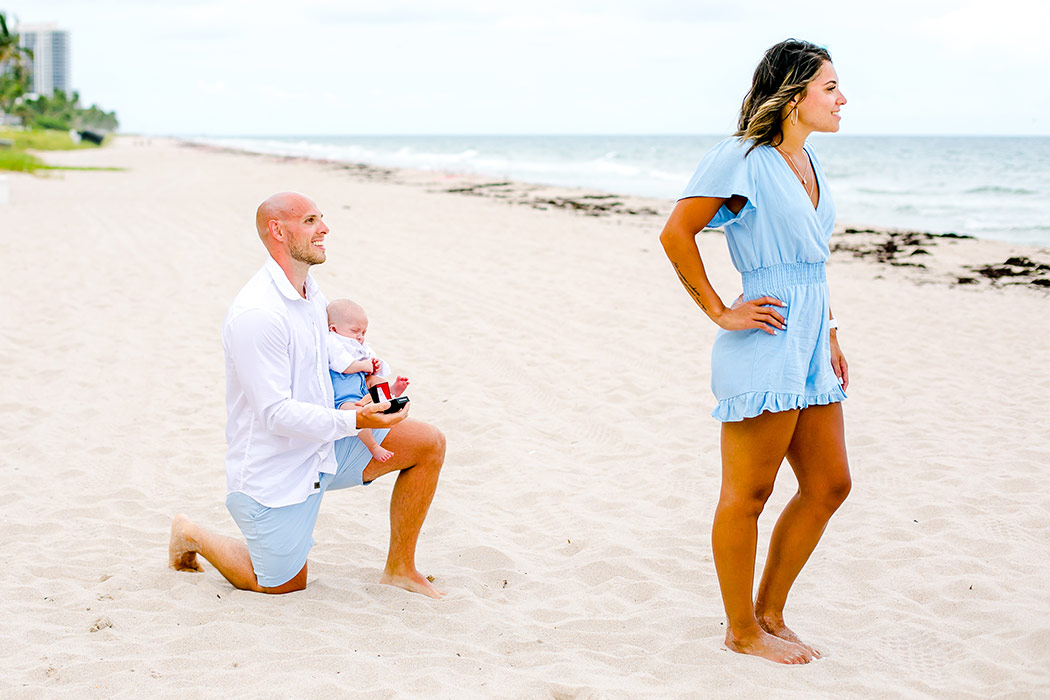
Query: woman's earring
790 106 798 126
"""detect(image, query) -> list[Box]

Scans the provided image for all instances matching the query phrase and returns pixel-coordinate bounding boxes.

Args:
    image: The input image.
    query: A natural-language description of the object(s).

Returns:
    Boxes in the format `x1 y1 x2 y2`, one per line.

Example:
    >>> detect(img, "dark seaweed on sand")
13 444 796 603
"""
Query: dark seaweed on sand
444 182 659 217
832 229 941 268
833 229 1050 290
965 256 1050 288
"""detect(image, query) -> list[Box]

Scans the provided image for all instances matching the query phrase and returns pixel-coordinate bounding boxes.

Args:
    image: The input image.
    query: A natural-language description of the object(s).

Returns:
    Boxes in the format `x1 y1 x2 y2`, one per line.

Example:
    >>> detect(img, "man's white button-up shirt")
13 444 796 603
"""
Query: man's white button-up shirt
223 257 359 508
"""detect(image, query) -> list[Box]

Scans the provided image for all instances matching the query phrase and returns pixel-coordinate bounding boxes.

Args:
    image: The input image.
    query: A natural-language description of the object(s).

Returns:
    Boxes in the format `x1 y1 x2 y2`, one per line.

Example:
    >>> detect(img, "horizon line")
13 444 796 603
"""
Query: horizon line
160 132 1050 139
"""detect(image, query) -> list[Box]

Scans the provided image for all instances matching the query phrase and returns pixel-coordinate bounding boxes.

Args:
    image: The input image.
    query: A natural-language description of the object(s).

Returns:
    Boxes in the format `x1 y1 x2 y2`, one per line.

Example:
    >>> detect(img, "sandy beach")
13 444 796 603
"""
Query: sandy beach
2 137 1049 699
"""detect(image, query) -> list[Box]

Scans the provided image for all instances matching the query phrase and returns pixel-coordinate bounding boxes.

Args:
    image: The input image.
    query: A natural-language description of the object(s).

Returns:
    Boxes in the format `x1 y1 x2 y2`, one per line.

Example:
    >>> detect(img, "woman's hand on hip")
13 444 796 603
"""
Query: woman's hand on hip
715 295 786 335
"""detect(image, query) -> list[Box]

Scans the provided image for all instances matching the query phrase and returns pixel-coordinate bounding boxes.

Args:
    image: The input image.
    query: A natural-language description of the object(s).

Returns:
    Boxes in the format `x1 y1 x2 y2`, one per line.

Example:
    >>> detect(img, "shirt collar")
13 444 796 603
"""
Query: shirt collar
264 255 318 302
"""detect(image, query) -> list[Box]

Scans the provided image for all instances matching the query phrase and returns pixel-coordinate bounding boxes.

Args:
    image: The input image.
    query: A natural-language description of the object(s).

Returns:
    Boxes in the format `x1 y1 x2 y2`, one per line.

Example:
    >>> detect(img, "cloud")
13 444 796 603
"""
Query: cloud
914 0 1050 60
299 0 751 26
18 0 1050 135
195 79 231 96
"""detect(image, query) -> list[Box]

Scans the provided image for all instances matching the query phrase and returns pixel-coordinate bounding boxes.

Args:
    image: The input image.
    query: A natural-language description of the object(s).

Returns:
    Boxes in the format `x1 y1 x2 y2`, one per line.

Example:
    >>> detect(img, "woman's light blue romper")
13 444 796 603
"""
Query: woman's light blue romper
680 137 847 422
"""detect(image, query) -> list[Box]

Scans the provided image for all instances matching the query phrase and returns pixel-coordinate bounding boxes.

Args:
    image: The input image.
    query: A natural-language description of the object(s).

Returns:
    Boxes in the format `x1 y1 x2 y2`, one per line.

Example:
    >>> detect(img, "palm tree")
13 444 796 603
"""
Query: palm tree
0 12 33 113
0 12 31 63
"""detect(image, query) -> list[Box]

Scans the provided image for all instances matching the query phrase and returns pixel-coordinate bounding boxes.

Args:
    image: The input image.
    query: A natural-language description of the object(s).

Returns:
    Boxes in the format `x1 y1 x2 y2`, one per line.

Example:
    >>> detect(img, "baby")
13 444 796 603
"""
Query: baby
327 298 409 462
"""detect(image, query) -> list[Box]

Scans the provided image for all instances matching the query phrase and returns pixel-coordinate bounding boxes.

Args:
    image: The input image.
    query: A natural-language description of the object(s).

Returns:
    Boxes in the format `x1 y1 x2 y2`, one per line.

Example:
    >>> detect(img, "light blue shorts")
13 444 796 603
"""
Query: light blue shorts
225 430 389 588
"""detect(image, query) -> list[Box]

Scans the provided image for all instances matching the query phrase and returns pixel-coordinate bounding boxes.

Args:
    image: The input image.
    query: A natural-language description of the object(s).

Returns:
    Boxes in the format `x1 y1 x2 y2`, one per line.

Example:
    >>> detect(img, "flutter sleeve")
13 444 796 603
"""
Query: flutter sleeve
679 137 756 228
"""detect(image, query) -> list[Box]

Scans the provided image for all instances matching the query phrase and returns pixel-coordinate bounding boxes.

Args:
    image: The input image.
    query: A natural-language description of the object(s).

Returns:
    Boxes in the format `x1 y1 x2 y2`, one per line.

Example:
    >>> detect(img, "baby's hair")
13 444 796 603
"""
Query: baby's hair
327 298 366 325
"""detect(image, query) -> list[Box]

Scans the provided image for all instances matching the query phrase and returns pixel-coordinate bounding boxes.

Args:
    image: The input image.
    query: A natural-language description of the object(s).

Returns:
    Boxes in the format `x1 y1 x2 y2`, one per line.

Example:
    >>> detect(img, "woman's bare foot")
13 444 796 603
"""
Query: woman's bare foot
725 627 814 664
757 613 821 658
369 444 395 462
379 569 446 599
168 514 203 572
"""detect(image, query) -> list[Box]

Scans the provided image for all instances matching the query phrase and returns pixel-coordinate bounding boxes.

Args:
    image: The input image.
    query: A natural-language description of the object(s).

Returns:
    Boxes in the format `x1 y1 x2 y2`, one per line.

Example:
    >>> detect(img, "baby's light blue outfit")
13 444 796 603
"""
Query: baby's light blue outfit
328 333 390 410
331 369 369 410
680 137 846 422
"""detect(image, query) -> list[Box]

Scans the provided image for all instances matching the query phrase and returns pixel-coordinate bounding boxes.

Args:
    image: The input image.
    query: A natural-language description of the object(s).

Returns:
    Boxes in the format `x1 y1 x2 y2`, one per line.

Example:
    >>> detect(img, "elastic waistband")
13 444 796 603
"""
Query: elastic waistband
742 262 826 298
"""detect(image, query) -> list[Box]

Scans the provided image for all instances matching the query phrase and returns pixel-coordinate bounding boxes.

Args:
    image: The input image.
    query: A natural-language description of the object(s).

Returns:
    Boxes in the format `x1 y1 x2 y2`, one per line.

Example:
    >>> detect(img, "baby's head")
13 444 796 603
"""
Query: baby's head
327 299 368 343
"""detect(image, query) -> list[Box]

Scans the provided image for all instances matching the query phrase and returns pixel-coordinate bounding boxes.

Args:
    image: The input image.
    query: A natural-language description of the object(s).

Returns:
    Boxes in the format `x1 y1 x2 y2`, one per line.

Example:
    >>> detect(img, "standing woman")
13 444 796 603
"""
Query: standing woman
660 40 851 665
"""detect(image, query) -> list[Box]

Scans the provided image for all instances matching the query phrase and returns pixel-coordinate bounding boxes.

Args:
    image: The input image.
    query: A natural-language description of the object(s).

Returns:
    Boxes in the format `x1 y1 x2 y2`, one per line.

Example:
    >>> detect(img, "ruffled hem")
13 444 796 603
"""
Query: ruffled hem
711 388 847 423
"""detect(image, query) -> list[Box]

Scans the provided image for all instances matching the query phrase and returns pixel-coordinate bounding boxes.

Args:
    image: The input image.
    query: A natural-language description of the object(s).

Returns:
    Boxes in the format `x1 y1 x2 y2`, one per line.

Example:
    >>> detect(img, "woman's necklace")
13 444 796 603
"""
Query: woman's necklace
775 145 813 194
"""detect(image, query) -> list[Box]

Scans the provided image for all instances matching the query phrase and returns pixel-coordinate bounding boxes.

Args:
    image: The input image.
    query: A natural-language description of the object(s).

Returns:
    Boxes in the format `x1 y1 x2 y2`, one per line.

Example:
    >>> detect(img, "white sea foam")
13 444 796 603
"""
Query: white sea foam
189 134 1050 246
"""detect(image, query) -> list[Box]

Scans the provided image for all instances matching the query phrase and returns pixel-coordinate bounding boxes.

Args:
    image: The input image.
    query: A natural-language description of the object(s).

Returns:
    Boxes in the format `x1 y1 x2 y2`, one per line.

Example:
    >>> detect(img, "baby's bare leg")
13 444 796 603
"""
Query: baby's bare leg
360 428 394 462
391 376 410 397
366 374 410 397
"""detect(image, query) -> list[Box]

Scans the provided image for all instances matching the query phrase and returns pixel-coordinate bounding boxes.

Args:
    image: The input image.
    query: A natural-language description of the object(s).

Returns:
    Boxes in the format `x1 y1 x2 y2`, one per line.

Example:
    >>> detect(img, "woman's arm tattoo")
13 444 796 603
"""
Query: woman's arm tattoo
672 262 708 313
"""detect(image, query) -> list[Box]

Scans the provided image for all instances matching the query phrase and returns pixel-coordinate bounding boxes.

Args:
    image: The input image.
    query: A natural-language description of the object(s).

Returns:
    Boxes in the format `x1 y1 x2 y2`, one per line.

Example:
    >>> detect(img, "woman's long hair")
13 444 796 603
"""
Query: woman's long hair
736 39 831 154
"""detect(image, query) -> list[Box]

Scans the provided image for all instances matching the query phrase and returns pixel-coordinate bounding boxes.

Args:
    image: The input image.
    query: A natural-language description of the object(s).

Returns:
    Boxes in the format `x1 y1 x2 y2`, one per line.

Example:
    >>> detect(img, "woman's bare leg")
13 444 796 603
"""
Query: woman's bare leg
754 402 851 655
713 409 815 664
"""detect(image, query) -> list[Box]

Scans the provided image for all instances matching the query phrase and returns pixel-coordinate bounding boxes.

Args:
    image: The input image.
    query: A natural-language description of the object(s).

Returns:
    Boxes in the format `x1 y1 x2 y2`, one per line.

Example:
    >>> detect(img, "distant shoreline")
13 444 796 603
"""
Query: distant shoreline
179 133 1050 248
178 137 1050 292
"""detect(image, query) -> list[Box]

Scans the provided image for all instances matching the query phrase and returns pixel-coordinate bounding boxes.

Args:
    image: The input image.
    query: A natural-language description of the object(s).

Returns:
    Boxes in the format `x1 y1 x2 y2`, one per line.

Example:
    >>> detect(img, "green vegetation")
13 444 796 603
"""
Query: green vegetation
11 90 119 132
0 127 107 150
0 11 122 172
1 11 119 132
0 128 123 172
0 12 32 114
0 148 44 172
0 147 123 173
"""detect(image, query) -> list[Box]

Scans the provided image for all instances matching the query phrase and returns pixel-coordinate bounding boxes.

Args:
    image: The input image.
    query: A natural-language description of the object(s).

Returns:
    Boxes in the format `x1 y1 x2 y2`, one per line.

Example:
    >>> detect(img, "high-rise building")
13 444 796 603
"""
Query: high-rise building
18 23 71 96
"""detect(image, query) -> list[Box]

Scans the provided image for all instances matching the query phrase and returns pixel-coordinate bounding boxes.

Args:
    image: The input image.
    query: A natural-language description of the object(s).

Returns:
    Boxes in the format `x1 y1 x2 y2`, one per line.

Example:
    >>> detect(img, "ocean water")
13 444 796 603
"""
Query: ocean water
193 134 1050 247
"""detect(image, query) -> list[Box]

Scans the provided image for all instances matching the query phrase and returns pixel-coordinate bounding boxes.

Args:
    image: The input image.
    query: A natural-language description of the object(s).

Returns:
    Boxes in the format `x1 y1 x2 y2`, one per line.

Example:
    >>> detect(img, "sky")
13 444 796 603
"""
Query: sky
8 0 1050 136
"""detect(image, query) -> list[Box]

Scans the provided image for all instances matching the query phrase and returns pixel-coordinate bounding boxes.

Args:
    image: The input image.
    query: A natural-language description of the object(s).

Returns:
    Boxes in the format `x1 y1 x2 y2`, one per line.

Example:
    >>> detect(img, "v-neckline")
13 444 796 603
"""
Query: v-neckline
772 144 820 212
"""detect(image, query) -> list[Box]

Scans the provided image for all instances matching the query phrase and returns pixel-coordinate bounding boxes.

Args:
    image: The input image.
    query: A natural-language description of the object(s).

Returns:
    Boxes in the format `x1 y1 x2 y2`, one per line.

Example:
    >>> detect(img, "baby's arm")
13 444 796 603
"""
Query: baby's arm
339 359 376 375
360 355 408 396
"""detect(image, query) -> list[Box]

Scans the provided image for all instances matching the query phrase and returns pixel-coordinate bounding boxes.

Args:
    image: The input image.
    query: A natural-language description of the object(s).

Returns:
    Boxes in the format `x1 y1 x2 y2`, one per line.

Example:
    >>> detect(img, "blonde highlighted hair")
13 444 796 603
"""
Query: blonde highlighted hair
735 39 831 154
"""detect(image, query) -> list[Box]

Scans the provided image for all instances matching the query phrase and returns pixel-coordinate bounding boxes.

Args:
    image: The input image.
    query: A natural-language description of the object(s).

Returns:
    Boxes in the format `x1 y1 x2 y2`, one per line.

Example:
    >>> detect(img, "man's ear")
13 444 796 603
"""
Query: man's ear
268 219 283 240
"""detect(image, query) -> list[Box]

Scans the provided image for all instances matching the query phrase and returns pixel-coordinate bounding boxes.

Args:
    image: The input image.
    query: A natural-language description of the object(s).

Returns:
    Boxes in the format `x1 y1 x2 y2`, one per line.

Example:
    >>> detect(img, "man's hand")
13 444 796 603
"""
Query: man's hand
354 396 410 429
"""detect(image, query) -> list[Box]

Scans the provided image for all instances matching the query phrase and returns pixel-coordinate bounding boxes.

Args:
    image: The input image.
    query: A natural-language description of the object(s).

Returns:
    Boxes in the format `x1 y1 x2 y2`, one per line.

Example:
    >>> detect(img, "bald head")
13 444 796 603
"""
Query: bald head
253 191 329 274
256 191 313 243
327 298 366 327
327 298 369 342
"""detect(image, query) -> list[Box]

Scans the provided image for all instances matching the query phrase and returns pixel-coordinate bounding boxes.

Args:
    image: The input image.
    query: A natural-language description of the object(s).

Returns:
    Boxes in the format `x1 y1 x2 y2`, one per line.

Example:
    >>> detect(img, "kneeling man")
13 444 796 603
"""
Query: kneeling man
169 192 445 598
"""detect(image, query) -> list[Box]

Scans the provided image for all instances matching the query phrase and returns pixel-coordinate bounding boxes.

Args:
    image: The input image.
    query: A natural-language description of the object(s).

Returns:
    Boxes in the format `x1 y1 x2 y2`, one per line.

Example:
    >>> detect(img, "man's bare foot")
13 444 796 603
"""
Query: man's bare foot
169 514 203 572
369 444 395 462
379 569 446 599
725 627 814 664
757 613 821 658
392 376 410 397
